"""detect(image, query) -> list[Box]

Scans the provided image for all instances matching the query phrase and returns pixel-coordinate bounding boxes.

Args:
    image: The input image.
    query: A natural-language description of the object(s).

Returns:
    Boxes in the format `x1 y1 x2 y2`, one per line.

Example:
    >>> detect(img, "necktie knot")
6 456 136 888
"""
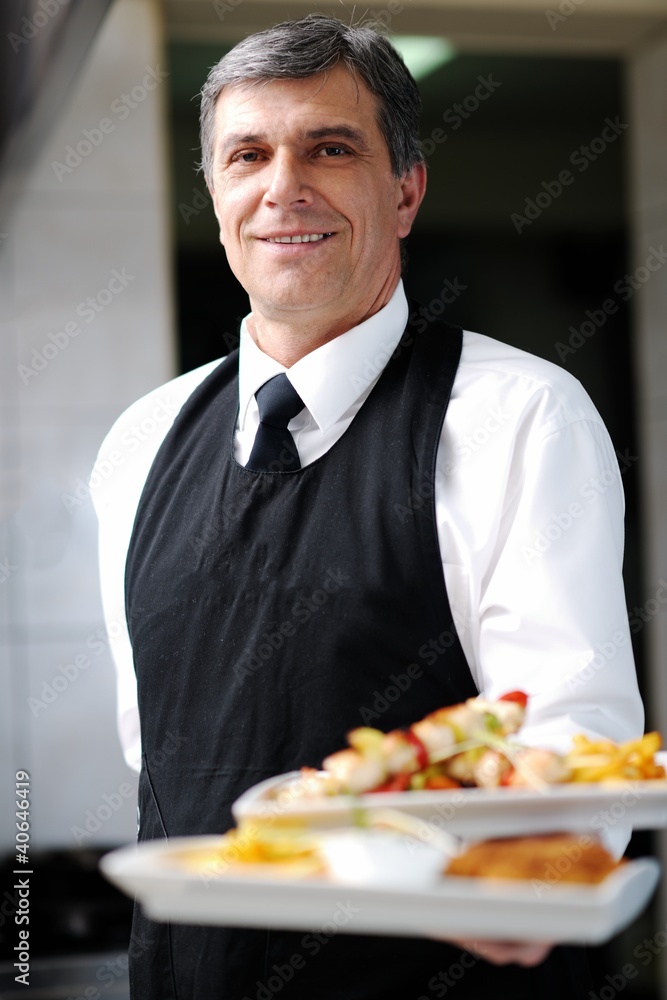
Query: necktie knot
255 373 305 428
246 374 305 472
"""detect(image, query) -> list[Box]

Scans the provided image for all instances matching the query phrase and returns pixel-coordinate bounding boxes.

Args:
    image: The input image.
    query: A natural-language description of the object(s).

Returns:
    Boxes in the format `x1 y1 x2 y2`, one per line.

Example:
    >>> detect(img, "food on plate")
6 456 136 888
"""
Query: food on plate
320 691 529 795
445 833 619 884
470 746 572 788
168 821 326 878
288 690 665 797
159 822 623 889
565 732 666 783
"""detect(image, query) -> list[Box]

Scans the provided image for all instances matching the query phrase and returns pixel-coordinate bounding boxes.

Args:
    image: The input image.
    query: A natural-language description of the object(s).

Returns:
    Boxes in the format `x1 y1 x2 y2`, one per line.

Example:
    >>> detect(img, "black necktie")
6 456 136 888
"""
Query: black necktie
246 374 305 472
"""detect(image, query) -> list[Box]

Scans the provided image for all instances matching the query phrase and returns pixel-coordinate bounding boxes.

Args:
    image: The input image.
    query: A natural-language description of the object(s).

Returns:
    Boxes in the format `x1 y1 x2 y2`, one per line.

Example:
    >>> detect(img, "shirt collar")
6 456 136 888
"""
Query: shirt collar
238 281 409 433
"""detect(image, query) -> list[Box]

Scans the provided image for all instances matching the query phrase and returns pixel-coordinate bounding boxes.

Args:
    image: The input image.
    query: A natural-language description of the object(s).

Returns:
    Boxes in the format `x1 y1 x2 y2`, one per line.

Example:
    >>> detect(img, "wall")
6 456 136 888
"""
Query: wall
0 0 175 850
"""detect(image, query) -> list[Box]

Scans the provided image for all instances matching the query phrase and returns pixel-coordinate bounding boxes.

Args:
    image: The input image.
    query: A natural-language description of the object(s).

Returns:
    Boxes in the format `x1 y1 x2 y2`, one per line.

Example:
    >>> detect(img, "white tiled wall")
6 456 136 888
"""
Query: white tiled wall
0 0 176 850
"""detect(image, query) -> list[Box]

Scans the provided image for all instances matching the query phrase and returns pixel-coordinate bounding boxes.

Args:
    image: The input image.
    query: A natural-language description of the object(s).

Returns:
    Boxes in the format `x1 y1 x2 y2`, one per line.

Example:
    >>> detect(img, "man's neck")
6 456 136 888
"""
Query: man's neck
246 281 400 368
245 315 356 368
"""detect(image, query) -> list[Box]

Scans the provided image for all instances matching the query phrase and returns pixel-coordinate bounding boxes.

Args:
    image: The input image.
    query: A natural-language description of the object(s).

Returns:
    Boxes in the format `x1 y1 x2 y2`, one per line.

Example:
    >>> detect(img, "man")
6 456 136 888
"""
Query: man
93 13 644 999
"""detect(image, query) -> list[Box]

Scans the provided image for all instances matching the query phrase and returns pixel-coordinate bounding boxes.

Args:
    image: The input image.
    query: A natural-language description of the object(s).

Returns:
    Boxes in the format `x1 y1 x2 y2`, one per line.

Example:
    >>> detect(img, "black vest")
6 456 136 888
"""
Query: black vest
124 311 591 999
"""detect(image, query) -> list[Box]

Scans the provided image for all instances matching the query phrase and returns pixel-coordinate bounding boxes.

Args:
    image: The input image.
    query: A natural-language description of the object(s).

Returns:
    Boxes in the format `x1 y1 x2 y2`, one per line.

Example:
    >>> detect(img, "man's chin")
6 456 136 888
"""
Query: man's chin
251 291 342 322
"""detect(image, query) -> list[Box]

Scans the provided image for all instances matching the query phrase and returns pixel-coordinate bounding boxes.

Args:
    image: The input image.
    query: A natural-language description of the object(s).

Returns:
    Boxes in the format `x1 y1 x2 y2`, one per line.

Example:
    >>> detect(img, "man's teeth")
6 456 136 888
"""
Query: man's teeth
266 233 330 243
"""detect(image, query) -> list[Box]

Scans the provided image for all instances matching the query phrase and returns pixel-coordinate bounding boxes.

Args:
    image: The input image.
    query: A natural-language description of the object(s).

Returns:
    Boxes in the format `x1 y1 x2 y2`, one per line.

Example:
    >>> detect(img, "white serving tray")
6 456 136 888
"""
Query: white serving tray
232 769 667 838
100 836 660 945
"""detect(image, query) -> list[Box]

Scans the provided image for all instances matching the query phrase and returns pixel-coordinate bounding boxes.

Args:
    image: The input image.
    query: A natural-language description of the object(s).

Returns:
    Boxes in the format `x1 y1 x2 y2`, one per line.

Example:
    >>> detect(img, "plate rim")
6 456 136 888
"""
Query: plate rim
99 837 661 943
232 768 667 816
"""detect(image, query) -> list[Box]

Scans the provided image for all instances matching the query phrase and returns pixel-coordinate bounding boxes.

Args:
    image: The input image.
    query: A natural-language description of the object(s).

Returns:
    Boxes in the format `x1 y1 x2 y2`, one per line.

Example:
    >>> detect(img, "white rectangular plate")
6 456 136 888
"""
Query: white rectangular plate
232 768 667 838
100 836 660 945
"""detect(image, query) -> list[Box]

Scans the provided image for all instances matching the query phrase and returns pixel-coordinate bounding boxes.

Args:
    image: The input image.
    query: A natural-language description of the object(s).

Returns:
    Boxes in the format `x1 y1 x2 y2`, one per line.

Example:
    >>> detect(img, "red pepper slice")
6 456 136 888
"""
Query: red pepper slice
368 773 411 793
406 729 430 771
499 690 528 708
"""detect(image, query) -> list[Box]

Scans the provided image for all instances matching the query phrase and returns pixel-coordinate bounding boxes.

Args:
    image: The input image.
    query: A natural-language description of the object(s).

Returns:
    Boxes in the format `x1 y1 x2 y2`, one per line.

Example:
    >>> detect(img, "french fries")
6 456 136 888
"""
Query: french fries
564 732 666 784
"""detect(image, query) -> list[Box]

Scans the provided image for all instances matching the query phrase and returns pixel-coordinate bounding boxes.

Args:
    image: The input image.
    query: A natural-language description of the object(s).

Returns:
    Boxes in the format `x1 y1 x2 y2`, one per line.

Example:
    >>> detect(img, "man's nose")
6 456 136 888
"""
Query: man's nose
263 150 313 208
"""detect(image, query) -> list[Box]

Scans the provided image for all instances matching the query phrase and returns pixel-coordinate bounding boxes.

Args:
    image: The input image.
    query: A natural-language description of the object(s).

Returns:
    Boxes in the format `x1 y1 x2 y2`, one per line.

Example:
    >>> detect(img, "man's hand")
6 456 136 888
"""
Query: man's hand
448 938 553 966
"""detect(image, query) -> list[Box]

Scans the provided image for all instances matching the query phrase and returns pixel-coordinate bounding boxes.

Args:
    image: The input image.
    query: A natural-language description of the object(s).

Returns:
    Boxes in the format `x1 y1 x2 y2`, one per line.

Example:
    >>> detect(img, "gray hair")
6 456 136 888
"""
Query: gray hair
199 13 423 183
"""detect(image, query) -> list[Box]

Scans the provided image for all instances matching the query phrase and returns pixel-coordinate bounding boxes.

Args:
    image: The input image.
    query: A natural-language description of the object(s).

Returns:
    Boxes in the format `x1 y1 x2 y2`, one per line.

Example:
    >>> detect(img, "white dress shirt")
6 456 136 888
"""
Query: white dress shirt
92 281 644 852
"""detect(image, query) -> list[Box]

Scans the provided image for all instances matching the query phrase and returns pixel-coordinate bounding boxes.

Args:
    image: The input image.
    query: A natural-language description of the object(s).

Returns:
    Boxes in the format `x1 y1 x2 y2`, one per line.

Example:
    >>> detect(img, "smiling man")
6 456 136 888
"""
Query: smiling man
206 63 423 364
93 13 644 1000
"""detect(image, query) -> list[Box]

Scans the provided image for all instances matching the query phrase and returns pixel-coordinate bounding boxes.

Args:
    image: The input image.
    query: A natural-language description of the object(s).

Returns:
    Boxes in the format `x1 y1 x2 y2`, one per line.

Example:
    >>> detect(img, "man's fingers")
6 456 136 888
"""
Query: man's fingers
448 938 553 966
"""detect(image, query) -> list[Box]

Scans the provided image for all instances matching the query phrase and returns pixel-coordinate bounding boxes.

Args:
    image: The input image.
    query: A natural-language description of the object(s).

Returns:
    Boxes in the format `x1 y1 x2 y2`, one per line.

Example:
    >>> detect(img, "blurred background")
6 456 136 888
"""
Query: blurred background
1 0 666 996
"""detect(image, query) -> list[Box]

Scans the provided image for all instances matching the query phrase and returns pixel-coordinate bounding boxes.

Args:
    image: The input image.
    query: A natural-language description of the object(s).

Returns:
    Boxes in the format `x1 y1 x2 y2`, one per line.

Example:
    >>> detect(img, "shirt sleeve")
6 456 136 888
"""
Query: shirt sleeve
437 364 644 856
481 417 642 744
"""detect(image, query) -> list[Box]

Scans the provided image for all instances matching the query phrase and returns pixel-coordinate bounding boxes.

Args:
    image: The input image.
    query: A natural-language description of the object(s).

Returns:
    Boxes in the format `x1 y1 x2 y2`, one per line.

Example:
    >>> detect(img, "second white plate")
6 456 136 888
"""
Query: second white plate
232 769 667 838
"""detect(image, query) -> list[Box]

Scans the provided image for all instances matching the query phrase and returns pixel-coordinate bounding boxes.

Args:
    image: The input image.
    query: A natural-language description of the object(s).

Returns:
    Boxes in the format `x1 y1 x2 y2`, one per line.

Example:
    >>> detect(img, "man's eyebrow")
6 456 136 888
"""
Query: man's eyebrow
218 133 264 157
217 125 371 158
304 125 370 150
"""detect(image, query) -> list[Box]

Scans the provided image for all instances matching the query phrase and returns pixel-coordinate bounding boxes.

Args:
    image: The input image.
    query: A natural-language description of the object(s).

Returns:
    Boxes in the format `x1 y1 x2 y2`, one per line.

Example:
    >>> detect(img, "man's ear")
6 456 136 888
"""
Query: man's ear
397 162 427 239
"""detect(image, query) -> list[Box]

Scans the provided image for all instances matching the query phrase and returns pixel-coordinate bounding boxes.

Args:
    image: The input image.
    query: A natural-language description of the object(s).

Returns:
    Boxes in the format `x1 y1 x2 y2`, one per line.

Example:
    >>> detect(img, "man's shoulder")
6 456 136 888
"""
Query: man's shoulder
91 358 225 516
100 357 225 454
457 329 603 430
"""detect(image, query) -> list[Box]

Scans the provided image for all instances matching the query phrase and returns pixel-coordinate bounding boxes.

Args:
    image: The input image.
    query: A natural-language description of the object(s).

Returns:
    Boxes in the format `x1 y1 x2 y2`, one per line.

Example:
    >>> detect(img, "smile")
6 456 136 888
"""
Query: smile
264 233 333 243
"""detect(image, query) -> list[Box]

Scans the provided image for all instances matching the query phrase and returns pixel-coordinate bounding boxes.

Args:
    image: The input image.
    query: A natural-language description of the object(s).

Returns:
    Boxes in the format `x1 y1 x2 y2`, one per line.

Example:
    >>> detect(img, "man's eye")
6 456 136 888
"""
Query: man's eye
232 151 261 163
316 146 348 158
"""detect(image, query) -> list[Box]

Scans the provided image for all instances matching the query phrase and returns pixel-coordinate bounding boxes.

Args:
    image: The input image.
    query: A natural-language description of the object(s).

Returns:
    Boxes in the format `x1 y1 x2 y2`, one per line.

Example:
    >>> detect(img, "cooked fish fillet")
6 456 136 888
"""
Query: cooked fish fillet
445 833 618 884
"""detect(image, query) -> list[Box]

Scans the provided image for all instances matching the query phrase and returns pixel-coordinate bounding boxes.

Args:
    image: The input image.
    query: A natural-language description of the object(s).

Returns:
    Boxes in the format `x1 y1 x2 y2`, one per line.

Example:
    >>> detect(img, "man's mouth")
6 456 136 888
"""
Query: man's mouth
264 233 333 244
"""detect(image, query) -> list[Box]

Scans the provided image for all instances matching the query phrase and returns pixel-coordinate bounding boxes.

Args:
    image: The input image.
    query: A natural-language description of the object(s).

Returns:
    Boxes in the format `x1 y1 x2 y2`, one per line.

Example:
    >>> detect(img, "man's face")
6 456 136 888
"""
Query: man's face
208 64 425 334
